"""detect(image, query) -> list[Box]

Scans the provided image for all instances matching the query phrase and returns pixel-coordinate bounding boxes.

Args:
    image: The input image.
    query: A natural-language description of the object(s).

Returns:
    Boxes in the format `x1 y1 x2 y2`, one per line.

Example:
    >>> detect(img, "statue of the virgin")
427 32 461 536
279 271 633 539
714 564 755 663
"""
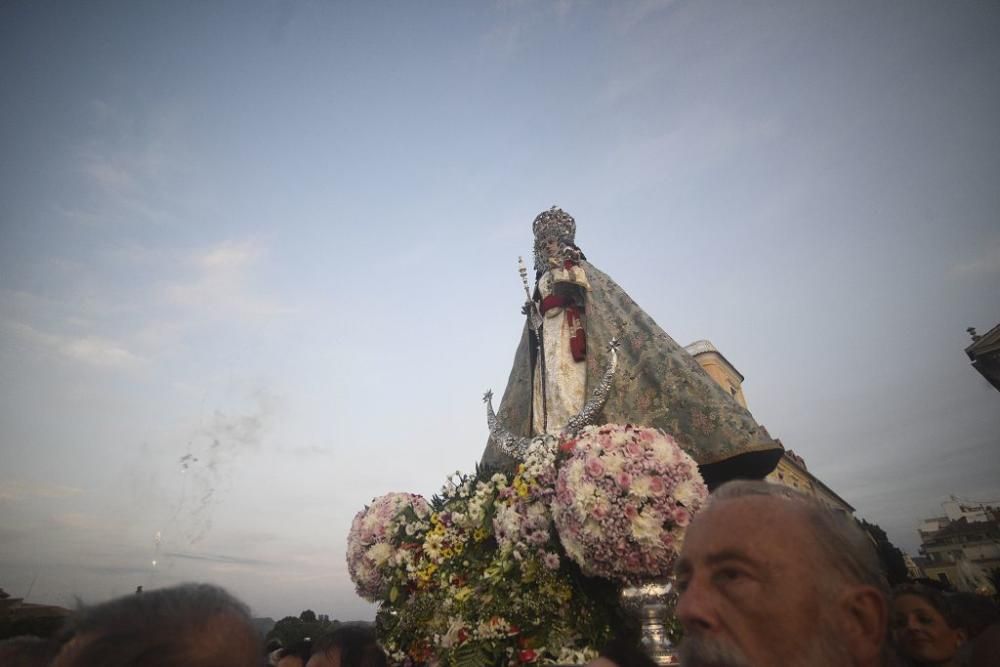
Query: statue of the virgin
482 207 783 487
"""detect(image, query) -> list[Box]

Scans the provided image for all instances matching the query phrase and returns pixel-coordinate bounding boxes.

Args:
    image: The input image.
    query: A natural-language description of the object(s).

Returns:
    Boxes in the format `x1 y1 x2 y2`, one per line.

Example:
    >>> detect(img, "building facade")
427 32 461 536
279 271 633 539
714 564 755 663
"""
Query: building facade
684 339 854 515
915 497 1000 592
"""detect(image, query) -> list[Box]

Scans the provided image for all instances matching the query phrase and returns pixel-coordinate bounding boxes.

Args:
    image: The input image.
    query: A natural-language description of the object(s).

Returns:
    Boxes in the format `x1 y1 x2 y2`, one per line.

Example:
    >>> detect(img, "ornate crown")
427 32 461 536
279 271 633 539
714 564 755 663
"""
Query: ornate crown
532 206 577 271
532 206 576 244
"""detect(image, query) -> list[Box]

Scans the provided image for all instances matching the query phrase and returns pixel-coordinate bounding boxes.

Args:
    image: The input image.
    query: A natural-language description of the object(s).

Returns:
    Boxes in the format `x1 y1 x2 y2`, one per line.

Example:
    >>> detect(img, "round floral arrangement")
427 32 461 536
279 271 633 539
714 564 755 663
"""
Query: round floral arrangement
552 424 708 584
347 492 430 601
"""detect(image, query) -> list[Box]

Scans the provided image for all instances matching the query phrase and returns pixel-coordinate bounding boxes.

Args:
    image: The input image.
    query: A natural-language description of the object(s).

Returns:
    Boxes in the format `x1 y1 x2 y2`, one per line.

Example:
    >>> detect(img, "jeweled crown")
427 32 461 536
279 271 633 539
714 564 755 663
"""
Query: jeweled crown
532 206 576 244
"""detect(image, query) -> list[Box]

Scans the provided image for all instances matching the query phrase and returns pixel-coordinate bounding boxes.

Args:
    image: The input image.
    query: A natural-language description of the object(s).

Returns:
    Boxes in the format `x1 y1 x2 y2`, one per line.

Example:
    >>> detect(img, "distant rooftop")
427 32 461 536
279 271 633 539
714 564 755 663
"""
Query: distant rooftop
965 322 1000 391
684 339 745 381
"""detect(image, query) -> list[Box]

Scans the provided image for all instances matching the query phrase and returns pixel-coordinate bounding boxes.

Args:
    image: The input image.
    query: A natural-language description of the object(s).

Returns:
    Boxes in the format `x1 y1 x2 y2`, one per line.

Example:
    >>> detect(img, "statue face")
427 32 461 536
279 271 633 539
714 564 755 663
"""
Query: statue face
543 238 562 266
536 236 568 269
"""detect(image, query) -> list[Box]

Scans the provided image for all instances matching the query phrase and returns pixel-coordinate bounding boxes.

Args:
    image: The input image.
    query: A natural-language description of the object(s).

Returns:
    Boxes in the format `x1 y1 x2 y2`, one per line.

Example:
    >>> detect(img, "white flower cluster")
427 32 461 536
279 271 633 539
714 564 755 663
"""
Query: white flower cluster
493 439 559 564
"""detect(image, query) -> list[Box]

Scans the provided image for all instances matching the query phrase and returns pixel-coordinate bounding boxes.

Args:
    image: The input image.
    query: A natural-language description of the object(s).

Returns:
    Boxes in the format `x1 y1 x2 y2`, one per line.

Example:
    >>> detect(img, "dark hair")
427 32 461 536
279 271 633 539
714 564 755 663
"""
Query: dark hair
311 625 386 667
278 639 312 662
57 583 260 667
0 636 60 667
944 592 1000 638
892 584 960 629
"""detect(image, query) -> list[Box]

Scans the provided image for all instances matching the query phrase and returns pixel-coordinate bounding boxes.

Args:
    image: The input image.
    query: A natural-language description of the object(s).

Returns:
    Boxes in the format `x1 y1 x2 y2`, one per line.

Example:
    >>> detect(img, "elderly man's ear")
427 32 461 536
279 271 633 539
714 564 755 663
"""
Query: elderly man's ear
837 585 888 666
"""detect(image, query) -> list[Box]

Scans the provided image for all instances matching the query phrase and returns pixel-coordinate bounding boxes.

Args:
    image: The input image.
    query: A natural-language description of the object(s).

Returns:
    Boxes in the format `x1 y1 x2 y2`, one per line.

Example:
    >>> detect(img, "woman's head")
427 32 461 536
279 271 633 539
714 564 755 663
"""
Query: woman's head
891 585 966 665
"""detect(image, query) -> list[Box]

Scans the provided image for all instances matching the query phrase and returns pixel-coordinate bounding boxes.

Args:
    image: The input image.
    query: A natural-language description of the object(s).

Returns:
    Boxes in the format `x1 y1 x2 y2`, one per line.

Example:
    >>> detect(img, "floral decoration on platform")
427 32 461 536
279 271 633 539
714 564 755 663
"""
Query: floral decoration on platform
553 424 708 583
347 492 431 602
347 425 707 665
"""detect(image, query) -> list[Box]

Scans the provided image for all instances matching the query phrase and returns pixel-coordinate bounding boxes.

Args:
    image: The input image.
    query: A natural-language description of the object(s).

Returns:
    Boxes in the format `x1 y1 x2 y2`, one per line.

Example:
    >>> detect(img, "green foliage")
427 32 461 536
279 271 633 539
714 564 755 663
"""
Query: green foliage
987 567 1000 602
858 518 910 587
266 611 339 647
451 642 492 667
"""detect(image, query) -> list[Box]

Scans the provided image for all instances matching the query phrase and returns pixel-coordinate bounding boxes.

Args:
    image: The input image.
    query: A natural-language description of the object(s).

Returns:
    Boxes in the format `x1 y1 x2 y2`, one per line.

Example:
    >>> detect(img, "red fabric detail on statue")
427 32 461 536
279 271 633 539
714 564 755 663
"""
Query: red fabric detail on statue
540 295 587 361
566 307 586 361
540 294 569 314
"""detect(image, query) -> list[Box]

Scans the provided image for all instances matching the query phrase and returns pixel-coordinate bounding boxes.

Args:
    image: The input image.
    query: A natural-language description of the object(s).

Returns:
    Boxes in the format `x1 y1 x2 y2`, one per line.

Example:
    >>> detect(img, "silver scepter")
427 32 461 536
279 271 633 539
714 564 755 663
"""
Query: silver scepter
519 257 548 432
519 256 543 332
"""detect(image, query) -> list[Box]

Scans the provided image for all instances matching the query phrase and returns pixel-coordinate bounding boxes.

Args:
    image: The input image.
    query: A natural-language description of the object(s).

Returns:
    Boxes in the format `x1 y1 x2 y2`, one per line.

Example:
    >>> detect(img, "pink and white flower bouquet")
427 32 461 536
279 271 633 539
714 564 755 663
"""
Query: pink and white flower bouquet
552 424 708 584
492 439 561 568
347 424 709 664
347 492 431 601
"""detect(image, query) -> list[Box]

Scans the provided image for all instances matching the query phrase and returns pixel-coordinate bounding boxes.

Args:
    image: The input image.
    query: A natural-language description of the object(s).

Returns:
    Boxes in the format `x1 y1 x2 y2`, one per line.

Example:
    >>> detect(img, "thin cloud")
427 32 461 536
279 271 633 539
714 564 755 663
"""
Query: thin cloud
481 1 576 61
198 240 262 271
49 512 107 532
75 147 178 227
951 241 1000 276
61 336 144 367
611 0 679 33
83 154 137 195
162 240 291 319
0 480 84 502
67 98 195 228
2 320 145 369
598 63 666 108
289 445 334 458
80 563 156 577
163 551 271 566
600 106 781 196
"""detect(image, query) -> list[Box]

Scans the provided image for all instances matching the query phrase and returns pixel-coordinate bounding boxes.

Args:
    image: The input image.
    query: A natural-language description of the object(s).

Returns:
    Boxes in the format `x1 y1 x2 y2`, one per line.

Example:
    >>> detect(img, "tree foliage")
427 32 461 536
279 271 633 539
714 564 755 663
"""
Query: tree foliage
987 567 1000 602
266 611 339 647
858 518 910 587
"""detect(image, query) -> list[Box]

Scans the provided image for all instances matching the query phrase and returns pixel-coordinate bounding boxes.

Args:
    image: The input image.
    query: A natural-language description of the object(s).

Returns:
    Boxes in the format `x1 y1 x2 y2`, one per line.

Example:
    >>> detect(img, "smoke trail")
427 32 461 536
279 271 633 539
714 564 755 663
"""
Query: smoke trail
171 389 276 545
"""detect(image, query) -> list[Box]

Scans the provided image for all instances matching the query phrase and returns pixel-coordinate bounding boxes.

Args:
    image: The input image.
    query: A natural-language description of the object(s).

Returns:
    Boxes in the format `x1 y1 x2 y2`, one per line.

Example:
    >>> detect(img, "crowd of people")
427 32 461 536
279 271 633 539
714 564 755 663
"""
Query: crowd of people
0 585 385 667
1 480 998 666
267 626 386 667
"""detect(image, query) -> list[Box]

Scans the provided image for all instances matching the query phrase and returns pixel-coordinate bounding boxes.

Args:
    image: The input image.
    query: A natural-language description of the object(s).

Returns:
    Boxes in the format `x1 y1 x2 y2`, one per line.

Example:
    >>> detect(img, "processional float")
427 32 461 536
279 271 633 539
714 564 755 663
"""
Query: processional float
347 207 782 666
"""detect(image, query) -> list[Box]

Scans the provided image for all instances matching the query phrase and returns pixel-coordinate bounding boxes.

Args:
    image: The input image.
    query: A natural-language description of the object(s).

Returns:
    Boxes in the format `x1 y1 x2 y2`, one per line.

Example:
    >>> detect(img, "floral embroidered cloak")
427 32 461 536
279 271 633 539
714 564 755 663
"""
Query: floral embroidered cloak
482 260 783 487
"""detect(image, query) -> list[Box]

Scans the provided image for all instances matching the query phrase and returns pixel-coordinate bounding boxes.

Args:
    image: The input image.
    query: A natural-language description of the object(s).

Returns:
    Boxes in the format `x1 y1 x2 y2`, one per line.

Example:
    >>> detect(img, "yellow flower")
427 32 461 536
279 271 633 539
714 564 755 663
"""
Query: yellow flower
474 527 489 541
416 563 438 584
453 586 473 602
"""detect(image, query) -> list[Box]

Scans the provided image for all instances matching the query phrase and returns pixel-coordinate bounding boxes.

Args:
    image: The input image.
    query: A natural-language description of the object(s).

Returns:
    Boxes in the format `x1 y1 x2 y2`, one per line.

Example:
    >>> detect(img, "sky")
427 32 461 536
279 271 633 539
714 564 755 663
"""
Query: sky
1 0 998 622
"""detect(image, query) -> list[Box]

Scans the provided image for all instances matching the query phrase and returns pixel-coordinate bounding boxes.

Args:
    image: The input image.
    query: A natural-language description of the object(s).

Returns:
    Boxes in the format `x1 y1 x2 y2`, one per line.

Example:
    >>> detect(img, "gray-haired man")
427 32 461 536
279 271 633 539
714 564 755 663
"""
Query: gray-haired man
674 480 888 667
